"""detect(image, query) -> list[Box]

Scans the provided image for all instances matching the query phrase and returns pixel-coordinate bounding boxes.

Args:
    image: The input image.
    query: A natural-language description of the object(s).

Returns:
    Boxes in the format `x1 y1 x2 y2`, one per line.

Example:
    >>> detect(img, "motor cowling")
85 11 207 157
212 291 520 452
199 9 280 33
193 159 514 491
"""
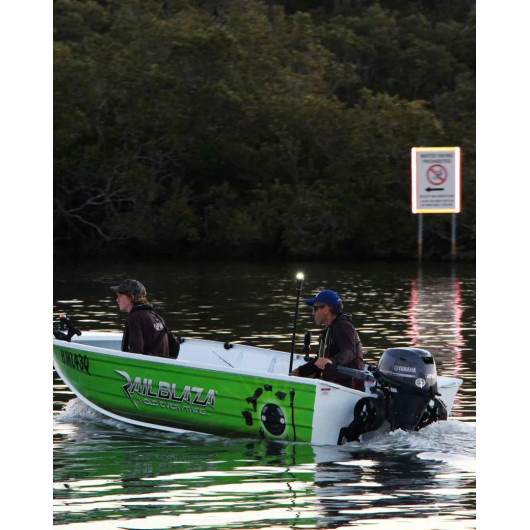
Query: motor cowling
377 347 438 392
376 347 439 431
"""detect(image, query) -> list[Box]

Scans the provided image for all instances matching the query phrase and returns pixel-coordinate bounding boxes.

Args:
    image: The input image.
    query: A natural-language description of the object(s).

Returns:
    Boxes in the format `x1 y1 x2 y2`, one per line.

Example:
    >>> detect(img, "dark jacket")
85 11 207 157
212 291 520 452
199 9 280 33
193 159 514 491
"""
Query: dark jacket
121 303 169 357
298 313 363 386
320 313 363 370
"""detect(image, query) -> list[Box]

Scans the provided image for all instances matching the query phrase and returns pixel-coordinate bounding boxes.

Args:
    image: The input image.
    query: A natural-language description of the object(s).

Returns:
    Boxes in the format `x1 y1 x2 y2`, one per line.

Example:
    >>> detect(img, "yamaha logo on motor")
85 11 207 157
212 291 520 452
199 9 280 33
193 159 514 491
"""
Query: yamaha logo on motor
393 364 416 374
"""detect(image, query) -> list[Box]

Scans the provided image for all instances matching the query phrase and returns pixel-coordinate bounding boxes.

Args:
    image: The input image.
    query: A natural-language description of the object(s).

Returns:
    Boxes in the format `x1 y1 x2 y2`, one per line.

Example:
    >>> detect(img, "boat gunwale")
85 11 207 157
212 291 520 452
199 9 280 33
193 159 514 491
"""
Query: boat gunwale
52 336 363 395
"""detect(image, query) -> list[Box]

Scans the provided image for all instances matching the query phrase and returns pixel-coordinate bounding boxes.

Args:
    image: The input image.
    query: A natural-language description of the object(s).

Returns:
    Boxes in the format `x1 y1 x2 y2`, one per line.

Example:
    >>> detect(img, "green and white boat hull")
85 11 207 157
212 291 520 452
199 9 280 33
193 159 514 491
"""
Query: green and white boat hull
53 332 462 445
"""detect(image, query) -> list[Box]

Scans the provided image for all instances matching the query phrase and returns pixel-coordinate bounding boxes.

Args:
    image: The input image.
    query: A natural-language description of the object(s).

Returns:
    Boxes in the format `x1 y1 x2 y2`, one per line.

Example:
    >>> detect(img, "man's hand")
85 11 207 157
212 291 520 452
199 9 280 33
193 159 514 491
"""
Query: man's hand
315 357 332 370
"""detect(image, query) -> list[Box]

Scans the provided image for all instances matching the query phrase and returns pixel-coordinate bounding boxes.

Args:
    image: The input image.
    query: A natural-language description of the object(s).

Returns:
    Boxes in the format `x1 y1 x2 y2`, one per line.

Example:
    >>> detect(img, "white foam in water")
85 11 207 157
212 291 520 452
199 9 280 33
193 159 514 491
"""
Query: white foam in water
57 398 107 423
413 420 476 455
56 398 140 433
337 419 476 458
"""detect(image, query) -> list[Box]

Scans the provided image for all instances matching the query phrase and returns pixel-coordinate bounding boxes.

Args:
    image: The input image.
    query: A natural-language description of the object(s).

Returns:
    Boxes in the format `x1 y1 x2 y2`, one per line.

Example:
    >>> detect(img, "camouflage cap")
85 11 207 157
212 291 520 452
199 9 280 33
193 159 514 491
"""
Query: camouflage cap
110 279 147 298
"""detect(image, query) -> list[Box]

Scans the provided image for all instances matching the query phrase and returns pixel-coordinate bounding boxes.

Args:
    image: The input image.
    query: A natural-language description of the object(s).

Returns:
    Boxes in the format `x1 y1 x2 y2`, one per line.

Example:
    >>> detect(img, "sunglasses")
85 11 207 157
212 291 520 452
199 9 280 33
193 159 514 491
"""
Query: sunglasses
312 304 326 312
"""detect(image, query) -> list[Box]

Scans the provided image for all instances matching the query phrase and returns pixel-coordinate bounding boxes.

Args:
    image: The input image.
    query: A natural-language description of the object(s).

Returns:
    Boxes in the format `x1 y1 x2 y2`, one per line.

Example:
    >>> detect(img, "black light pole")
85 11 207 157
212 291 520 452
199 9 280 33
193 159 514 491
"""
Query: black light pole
289 272 304 374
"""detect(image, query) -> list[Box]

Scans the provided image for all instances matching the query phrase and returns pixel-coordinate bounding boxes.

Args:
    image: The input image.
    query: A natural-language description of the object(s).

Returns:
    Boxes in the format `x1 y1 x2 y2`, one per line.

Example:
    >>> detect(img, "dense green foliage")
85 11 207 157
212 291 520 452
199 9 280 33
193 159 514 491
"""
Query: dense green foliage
54 0 475 260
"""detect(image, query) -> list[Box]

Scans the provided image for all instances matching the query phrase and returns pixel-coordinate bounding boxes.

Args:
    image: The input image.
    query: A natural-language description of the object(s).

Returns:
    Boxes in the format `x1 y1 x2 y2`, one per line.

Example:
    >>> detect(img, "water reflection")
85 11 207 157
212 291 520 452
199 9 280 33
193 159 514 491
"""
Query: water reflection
54 406 475 529
313 452 475 528
408 272 465 373
405 268 475 419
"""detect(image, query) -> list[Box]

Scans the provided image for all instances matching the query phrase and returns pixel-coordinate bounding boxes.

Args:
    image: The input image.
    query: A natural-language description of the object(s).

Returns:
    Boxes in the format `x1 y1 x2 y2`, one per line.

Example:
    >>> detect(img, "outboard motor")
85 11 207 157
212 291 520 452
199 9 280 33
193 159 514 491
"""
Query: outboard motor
337 347 447 444
377 348 441 431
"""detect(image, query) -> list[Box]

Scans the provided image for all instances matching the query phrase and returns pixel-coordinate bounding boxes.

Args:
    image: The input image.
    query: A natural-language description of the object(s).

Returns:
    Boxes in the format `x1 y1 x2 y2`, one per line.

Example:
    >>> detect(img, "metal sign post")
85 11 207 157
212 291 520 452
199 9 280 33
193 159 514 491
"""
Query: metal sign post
451 213 457 262
411 147 461 261
418 213 423 263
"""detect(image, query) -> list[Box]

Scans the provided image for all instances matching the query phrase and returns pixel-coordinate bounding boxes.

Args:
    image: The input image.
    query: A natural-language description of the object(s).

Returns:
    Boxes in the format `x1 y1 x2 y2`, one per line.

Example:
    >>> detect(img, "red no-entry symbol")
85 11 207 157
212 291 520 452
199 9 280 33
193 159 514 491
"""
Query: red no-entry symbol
426 164 448 186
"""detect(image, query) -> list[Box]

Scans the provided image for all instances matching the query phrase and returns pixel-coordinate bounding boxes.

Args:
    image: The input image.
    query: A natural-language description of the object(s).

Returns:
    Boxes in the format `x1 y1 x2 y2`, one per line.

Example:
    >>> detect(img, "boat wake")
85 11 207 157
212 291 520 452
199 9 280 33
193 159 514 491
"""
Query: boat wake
365 419 474 449
332 419 476 471
55 398 126 429
56 397 106 424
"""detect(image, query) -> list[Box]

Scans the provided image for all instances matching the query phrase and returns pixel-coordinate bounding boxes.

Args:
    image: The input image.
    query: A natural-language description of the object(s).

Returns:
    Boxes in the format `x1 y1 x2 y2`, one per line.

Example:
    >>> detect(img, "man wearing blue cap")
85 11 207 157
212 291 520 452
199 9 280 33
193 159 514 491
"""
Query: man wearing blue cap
292 289 364 388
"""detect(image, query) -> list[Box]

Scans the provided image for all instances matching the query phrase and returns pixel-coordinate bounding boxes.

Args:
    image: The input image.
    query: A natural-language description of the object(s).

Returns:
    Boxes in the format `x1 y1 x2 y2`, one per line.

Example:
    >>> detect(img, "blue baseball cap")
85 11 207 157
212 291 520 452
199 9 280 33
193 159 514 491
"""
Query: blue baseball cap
304 289 342 309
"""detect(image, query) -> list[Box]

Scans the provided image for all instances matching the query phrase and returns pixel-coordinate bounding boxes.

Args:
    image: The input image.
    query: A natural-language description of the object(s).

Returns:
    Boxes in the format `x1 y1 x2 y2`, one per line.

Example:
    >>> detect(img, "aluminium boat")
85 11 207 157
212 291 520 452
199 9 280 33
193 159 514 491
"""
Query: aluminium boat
53 316 462 445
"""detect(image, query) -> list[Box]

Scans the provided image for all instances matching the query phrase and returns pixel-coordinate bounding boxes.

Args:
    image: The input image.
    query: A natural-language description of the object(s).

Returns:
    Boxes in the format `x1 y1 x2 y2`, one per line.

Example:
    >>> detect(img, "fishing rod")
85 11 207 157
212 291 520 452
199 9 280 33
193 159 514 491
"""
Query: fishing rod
288 272 304 374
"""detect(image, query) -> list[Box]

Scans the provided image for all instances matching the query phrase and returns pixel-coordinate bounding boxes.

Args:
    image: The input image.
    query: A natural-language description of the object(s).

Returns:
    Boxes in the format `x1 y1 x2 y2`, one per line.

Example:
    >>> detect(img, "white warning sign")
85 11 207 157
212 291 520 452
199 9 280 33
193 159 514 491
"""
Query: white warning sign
411 147 461 213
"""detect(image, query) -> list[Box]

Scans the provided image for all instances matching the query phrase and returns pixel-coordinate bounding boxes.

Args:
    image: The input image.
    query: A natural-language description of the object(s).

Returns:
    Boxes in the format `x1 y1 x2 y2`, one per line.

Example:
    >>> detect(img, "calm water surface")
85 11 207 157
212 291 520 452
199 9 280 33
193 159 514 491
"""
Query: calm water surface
53 259 476 529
